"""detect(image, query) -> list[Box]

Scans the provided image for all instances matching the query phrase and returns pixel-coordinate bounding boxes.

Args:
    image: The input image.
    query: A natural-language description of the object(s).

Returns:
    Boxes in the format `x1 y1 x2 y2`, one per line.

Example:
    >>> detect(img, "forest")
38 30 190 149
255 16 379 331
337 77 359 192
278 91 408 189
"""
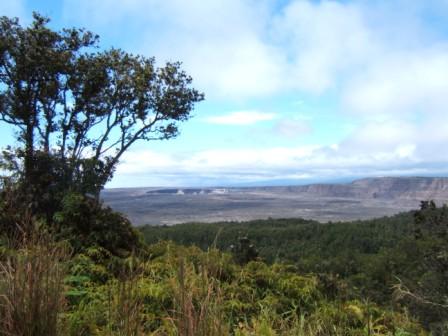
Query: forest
141 206 448 333
0 12 447 336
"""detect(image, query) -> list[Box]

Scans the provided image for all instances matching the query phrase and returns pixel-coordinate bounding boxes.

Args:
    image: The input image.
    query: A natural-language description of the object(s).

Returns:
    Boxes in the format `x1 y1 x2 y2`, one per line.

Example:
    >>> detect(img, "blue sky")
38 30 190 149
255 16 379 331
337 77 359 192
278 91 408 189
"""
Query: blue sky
3 0 448 187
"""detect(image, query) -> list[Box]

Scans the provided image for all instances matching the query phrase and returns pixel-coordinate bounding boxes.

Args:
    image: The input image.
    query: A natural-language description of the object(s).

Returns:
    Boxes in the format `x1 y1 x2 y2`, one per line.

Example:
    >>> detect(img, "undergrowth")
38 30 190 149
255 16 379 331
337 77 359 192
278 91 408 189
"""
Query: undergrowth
0 233 427 335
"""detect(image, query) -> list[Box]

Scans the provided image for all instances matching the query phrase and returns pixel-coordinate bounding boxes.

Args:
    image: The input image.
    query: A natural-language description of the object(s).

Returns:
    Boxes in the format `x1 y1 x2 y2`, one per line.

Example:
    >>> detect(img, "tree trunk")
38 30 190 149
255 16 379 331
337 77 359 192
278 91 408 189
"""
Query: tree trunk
23 122 35 185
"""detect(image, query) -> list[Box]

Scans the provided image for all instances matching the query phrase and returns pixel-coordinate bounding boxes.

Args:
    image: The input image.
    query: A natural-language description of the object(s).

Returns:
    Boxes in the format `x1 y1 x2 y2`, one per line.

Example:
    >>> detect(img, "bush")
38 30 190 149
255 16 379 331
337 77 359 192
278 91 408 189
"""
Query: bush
54 192 143 256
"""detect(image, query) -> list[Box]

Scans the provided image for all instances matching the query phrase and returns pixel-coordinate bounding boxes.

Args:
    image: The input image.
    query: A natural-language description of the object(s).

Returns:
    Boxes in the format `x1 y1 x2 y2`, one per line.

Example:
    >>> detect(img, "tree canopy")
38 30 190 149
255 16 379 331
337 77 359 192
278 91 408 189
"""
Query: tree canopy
0 13 203 198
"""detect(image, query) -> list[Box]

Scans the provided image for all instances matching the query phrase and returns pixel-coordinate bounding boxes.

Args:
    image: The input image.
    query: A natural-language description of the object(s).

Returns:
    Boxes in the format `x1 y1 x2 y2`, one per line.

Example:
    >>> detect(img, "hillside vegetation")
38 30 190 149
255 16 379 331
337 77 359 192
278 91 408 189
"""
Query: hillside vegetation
0 226 427 335
1 204 446 334
141 206 448 334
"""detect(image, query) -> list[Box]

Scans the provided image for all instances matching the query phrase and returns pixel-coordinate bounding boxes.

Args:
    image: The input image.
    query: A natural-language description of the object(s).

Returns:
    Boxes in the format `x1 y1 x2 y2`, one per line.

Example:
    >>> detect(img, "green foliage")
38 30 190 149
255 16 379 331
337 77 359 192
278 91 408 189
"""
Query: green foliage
57 241 426 335
0 227 428 335
140 213 415 300
140 212 448 333
393 203 448 334
230 236 259 265
140 214 413 263
53 192 143 255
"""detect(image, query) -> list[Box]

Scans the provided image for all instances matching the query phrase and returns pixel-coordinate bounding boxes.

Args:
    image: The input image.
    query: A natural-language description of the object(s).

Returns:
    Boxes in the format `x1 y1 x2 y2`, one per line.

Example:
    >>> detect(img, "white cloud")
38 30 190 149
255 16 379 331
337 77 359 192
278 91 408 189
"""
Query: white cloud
182 146 319 171
272 119 311 138
140 0 285 100
395 144 416 159
111 137 435 187
272 0 374 94
205 111 276 125
344 46 448 117
341 121 417 152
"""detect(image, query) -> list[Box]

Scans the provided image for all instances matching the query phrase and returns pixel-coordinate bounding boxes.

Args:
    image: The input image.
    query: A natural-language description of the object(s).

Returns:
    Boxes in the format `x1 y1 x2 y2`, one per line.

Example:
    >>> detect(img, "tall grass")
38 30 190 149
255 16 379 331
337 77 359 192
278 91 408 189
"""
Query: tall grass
169 255 229 336
0 226 69 336
107 257 145 336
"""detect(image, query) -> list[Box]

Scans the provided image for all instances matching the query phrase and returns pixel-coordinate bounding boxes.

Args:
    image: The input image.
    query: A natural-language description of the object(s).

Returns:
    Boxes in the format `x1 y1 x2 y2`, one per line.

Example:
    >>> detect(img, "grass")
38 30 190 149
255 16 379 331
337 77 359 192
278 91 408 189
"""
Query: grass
170 257 229 336
0 227 69 336
107 257 145 336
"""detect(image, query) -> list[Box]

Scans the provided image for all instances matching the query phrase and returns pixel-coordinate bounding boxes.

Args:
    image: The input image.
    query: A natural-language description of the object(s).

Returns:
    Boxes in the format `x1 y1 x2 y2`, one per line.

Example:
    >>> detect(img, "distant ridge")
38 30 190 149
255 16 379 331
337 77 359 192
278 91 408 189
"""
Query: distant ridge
102 176 448 225
271 176 448 200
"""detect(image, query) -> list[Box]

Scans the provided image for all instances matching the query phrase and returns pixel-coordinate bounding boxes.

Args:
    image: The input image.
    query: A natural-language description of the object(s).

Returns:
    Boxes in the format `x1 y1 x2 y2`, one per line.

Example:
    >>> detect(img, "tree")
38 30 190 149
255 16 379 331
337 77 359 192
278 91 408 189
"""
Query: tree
393 202 448 333
230 236 259 264
0 13 203 201
0 13 203 249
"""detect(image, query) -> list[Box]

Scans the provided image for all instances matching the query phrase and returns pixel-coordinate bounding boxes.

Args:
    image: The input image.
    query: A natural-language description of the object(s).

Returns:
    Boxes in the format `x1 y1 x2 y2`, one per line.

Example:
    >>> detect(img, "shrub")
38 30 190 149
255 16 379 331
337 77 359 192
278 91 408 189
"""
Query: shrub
54 192 142 256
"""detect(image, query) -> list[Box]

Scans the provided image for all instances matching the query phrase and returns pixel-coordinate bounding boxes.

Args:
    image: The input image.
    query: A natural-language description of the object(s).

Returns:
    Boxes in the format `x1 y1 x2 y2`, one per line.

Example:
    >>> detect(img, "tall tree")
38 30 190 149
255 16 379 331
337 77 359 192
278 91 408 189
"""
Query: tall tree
0 13 203 198
393 202 448 333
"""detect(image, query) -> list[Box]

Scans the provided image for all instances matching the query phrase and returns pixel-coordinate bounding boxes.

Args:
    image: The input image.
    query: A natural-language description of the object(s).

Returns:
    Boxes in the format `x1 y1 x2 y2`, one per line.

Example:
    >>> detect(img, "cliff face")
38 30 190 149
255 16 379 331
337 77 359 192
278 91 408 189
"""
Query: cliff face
288 177 448 200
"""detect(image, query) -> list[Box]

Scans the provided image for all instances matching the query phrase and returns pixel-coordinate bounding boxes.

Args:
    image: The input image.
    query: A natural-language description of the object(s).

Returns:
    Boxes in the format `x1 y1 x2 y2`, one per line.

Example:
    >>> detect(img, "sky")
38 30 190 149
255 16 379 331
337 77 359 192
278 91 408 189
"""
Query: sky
2 0 448 187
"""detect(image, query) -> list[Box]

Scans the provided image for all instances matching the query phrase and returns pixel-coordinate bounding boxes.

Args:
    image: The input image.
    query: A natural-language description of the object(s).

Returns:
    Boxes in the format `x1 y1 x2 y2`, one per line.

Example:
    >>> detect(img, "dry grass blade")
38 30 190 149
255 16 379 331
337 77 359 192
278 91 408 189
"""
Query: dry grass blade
0 228 69 336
